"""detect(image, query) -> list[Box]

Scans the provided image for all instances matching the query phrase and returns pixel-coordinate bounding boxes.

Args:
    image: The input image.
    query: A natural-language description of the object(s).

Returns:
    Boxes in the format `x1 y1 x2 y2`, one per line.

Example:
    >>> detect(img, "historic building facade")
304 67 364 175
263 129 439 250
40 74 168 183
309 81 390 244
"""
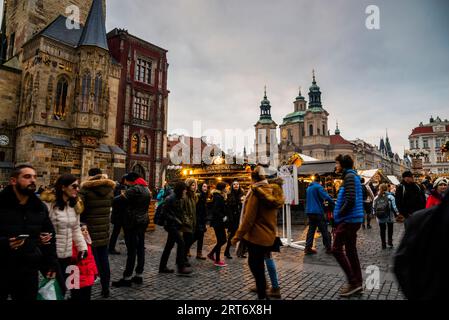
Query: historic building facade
107 29 169 187
276 71 409 176
0 0 126 185
408 116 449 175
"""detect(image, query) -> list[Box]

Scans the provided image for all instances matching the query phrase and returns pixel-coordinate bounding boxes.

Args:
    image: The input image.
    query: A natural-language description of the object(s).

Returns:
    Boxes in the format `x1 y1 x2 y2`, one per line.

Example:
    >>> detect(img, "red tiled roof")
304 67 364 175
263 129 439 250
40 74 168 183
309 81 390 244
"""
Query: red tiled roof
410 125 449 136
330 134 352 145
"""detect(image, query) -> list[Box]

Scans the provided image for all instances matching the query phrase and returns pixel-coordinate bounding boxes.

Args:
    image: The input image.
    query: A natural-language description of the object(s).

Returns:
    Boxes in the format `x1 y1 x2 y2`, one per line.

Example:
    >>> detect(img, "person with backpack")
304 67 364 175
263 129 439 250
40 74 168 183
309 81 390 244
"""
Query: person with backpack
394 188 449 299
426 178 448 208
112 173 151 287
373 183 399 249
360 178 375 229
395 171 426 223
159 182 192 275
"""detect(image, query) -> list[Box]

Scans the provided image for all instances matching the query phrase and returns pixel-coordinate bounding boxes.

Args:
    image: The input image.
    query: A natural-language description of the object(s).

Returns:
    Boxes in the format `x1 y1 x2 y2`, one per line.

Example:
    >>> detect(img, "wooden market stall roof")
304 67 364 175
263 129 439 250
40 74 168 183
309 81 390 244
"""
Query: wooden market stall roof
296 160 336 175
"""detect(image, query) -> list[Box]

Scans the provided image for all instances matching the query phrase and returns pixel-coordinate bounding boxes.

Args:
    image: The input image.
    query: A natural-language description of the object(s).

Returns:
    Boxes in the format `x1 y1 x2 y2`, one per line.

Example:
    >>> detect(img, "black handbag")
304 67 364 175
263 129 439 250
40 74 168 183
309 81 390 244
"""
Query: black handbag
270 236 283 252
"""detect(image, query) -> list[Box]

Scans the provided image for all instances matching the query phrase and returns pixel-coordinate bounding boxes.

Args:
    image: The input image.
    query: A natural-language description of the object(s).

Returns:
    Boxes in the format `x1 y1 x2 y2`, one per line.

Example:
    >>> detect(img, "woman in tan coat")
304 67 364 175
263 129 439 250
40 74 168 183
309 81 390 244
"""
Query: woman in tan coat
232 166 284 300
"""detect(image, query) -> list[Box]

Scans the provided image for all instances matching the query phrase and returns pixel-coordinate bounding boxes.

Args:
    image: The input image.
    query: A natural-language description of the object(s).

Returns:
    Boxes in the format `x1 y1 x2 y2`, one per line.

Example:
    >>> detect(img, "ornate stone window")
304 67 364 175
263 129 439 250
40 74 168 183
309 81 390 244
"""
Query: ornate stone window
131 134 140 154
54 77 69 119
135 58 152 84
81 72 91 112
133 96 150 120
140 136 149 154
94 74 102 112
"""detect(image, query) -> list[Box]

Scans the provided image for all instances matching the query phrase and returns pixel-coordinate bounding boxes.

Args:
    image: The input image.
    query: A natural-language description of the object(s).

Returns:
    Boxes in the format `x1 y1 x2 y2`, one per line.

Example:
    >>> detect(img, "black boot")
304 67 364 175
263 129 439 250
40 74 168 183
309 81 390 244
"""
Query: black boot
112 279 132 287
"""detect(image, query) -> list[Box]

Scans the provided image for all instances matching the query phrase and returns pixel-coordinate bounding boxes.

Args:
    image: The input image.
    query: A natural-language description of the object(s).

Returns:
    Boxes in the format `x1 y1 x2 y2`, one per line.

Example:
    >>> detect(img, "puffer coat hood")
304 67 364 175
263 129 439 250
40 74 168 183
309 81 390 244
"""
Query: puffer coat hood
41 190 87 258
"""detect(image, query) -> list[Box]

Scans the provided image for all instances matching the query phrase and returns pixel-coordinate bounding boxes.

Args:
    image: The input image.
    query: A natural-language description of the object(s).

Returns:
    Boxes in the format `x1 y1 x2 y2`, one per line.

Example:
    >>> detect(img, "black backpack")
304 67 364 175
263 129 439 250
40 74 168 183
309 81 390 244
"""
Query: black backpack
374 194 390 219
153 202 166 226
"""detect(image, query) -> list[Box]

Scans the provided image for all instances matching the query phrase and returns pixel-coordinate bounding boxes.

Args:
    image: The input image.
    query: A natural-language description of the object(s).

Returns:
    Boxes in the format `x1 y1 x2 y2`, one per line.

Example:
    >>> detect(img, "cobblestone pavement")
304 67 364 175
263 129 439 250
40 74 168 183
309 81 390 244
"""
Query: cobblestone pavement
91 222 407 300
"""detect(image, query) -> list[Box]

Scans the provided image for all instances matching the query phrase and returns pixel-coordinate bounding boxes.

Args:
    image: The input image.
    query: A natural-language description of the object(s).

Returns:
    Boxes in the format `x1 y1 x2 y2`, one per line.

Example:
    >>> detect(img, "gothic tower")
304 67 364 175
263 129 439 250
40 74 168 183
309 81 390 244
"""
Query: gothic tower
0 0 105 63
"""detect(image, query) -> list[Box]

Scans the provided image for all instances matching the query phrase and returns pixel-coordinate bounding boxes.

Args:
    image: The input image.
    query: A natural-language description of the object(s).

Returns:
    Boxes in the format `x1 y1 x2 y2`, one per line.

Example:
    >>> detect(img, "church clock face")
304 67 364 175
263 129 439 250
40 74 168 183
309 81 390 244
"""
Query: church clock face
0 135 9 146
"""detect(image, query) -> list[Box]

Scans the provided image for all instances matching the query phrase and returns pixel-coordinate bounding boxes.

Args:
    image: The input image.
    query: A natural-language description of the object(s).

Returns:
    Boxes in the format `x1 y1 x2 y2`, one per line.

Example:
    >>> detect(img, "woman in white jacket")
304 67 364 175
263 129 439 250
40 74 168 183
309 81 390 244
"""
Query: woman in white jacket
41 174 87 294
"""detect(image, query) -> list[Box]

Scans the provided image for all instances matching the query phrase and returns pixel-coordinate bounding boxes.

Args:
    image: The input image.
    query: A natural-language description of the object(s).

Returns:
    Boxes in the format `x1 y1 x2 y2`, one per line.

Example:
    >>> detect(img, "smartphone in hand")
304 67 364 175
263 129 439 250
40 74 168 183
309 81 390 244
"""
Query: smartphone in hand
16 235 30 240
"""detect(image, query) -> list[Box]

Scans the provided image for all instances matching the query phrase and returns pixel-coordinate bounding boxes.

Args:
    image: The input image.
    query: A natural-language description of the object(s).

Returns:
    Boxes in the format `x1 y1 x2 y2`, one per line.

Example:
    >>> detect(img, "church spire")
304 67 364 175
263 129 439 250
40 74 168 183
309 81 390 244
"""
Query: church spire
259 86 272 120
78 0 109 50
335 121 341 135
308 69 322 108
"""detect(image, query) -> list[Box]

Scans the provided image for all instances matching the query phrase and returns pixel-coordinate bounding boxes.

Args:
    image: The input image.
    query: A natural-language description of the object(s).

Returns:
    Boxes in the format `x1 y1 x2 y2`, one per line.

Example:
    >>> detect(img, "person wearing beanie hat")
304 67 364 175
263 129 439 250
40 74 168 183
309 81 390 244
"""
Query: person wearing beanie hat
395 171 426 221
426 178 448 208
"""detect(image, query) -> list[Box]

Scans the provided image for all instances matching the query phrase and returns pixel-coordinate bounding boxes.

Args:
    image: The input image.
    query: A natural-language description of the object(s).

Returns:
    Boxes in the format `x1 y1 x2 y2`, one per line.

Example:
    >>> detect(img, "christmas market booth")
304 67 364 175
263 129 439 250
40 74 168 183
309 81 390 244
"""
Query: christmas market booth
166 156 253 190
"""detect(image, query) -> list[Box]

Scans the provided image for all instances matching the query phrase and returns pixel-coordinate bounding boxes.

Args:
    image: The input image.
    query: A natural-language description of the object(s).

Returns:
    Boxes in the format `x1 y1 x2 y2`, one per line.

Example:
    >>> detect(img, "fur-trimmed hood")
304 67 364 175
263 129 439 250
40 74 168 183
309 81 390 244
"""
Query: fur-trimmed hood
40 190 84 215
211 188 227 201
80 174 116 195
251 182 284 209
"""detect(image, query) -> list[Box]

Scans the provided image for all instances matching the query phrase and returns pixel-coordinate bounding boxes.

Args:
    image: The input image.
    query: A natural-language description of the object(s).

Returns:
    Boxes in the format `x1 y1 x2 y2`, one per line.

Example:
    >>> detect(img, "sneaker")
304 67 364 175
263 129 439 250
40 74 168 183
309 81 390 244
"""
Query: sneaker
237 254 247 258
112 279 132 288
196 254 207 260
214 261 227 267
339 283 363 297
388 242 394 248
267 287 282 299
304 248 318 255
382 244 387 250
159 267 175 274
224 254 233 259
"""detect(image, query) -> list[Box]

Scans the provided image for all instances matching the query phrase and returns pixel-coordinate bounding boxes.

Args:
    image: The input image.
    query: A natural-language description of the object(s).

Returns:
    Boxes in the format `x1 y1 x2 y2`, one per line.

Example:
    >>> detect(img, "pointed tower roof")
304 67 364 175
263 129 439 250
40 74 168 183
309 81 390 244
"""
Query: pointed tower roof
379 137 386 154
295 86 305 101
385 129 393 157
78 0 108 50
335 121 341 135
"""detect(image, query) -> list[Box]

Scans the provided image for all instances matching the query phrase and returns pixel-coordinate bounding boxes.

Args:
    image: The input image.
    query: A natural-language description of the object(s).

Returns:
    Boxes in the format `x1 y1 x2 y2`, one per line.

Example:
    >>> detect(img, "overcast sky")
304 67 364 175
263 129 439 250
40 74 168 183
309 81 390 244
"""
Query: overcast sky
2 0 449 156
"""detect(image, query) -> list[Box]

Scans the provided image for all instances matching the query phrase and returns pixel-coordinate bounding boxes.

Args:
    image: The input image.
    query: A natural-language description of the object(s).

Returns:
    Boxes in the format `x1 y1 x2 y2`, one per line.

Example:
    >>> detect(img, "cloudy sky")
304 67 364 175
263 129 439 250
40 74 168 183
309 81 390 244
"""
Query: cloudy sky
2 0 449 156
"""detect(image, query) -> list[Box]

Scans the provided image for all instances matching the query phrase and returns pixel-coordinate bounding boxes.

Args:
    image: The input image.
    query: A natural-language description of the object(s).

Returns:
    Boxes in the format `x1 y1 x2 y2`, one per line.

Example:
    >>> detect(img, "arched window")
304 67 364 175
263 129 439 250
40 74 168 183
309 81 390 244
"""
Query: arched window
81 72 91 112
0 151 5 162
94 74 102 112
131 134 140 154
309 124 313 136
54 77 69 119
140 136 149 154
322 125 326 136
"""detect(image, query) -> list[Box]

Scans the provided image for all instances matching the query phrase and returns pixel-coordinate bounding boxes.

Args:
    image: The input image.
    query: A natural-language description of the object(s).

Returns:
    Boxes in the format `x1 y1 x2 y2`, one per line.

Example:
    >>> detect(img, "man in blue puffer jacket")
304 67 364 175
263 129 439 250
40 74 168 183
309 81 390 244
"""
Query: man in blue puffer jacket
332 154 364 298
305 174 335 254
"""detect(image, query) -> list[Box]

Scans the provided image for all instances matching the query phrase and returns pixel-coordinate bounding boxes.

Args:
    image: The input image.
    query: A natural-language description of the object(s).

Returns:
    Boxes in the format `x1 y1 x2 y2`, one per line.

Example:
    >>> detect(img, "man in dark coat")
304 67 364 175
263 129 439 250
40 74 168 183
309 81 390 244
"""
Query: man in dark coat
0 165 57 300
112 172 151 287
79 168 115 298
394 188 449 299
395 171 426 221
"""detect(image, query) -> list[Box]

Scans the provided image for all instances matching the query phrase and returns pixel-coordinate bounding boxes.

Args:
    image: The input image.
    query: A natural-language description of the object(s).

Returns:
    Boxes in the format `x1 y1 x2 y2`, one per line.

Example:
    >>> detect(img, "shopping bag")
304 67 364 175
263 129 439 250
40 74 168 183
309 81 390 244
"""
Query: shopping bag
37 278 64 300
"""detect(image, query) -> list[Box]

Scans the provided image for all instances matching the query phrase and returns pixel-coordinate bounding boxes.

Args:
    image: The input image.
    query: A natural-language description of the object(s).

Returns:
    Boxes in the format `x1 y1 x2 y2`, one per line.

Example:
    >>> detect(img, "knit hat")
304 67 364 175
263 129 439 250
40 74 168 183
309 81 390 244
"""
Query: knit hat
185 178 197 188
433 177 448 189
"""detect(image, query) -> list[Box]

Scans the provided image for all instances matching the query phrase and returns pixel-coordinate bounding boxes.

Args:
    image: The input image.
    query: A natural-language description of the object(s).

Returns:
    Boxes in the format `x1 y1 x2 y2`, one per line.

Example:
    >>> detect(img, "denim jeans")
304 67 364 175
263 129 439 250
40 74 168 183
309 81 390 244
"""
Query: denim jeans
92 245 111 292
264 255 279 289
306 214 332 249
332 223 363 285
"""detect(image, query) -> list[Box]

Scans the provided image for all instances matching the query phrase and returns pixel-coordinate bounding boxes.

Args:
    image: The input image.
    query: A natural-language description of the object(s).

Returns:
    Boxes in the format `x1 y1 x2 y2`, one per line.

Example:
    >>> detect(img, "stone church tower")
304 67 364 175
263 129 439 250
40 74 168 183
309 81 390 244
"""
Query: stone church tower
301 70 330 159
0 0 124 185
254 87 278 166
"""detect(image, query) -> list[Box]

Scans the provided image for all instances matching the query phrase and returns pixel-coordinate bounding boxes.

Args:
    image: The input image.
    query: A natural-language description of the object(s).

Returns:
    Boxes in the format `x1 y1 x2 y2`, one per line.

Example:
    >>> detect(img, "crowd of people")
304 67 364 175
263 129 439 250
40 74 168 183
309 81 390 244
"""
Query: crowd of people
0 154 447 301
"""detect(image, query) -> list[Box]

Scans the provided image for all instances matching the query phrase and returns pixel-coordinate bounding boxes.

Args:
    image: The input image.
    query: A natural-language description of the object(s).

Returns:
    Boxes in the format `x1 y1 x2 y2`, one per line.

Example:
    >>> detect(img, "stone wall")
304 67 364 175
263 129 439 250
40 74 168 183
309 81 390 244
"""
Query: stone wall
0 66 21 124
